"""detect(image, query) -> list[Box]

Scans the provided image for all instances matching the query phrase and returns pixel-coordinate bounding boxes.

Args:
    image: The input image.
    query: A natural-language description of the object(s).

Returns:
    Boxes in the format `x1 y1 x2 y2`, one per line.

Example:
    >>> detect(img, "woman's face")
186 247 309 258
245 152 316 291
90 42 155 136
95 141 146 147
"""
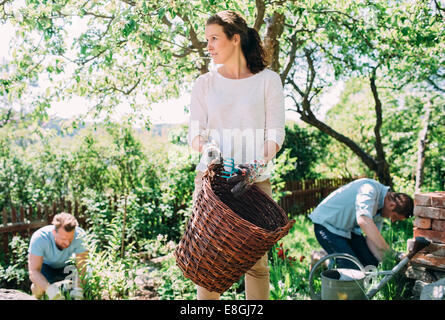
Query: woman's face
205 23 238 65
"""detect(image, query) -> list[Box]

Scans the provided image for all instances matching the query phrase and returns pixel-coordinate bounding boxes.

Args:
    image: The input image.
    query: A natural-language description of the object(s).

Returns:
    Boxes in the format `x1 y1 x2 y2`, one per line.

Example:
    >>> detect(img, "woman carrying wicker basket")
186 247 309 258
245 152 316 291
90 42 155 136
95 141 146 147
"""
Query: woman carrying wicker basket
187 10 286 300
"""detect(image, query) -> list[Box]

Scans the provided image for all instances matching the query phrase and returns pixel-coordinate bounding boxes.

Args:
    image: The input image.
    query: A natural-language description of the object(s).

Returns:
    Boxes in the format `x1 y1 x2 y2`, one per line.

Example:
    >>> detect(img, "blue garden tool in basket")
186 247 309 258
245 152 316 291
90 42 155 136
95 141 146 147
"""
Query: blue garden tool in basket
220 158 241 179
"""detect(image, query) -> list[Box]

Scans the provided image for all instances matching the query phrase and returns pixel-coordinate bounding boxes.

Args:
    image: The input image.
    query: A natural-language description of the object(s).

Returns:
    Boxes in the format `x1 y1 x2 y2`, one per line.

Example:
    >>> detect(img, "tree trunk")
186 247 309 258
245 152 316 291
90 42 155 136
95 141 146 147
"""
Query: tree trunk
369 71 393 189
263 11 284 72
415 102 432 193
253 0 266 32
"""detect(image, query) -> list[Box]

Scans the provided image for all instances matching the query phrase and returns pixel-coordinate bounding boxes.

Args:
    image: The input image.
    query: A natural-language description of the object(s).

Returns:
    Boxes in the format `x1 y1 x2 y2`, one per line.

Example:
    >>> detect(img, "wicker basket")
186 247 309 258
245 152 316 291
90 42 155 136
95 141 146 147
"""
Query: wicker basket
174 163 295 294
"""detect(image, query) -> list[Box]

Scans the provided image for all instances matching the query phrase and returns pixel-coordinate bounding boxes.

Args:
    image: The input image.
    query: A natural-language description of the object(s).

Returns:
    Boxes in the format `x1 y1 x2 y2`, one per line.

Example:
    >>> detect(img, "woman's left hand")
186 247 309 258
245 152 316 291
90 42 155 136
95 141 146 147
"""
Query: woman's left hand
227 159 266 198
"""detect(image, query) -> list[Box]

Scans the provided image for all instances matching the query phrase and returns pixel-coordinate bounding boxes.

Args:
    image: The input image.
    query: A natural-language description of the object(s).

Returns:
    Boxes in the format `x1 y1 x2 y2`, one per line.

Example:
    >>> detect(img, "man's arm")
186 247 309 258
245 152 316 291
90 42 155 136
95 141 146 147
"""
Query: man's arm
28 253 50 292
357 215 390 261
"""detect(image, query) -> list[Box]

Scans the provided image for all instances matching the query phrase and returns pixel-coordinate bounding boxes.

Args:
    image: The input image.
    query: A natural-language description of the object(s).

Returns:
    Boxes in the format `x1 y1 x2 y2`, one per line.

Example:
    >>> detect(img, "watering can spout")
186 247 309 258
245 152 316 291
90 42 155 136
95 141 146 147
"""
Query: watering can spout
407 236 431 260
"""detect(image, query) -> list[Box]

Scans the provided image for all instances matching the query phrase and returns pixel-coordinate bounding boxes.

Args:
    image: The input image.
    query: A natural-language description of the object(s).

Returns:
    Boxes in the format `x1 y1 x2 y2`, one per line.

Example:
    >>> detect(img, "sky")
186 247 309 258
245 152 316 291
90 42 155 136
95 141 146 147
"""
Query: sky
1 20 342 125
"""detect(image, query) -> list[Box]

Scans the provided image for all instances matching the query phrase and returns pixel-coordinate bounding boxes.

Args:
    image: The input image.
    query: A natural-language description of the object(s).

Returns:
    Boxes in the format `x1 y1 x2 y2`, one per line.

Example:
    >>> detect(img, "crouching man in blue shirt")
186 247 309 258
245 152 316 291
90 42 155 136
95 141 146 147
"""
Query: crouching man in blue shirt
309 178 413 269
28 212 88 299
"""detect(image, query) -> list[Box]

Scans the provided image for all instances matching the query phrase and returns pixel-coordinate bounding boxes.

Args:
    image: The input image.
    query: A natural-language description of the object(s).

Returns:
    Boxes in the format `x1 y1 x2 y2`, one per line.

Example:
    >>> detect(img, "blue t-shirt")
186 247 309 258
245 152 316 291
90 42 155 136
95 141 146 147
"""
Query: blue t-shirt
28 225 87 268
309 178 389 239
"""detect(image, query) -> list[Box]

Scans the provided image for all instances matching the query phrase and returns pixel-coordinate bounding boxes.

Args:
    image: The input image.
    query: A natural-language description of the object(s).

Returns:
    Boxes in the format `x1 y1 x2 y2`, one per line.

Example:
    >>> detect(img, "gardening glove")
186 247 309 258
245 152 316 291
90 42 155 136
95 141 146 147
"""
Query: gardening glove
201 141 221 166
59 279 73 291
391 250 406 262
69 287 84 300
46 283 65 300
227 159 267 198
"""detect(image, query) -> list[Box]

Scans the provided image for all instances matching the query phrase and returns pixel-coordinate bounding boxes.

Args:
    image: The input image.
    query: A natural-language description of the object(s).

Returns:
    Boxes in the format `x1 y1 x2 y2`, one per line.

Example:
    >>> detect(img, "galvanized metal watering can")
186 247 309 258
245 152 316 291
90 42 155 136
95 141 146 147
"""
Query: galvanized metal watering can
309 253 368 300
308 237 431 300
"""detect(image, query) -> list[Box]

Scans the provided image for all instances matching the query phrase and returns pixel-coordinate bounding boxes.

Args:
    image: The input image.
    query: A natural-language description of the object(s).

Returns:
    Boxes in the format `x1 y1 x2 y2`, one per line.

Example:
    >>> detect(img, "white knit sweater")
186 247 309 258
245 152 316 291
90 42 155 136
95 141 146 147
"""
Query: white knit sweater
188 68 285 180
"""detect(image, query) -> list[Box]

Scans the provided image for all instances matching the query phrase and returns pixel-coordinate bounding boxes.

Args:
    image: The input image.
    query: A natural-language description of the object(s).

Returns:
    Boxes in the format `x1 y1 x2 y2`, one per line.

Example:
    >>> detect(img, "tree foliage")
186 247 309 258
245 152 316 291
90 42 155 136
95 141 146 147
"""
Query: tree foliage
322 77 444 193
1 0 443 189
277 121 331 181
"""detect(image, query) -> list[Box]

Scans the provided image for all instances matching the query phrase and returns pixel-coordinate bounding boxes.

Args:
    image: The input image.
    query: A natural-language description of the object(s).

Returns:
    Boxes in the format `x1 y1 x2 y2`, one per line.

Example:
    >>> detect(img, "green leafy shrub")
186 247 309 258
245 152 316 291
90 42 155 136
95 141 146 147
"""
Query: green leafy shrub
270 148 298 203
0 235 30 291
81 235 138 300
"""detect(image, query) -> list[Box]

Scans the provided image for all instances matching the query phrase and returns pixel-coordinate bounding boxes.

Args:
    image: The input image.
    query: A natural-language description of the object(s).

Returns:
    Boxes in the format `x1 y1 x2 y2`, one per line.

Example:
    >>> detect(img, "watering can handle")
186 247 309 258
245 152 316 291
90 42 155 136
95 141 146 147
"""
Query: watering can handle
308 253 365 300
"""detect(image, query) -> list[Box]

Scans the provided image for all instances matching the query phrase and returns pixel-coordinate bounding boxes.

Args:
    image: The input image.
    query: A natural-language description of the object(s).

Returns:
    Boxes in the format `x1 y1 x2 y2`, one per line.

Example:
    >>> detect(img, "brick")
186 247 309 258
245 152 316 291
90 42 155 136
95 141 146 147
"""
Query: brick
414 206 445 219
407 238 445 257
432 220 445 232
415 192 445 208
414 240 445 257
414 193 434 206
427 243 445 257
413 217 432 229
414 228 445 243
411 253 445 270
431 192 445 208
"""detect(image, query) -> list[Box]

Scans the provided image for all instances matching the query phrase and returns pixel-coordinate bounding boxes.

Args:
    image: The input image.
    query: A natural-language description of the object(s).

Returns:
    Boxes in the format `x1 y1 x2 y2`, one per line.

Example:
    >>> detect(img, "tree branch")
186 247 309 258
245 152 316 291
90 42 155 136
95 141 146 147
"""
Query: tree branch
288 64 379 176
427 76 445 92
82 11 114 19
291 100 379 174
310 9 361 24
77 38 126 66
287 77 305 99
161 15 173 27
119 0 136 6
433 0 445 17
280 31 302 85
304 48 316 97
287 88 302 113
0 0 12 9
316 42 356 72
254 0 266 31
0 108 12 128
111 79 141 95
370 68 392 187
176 12 209 74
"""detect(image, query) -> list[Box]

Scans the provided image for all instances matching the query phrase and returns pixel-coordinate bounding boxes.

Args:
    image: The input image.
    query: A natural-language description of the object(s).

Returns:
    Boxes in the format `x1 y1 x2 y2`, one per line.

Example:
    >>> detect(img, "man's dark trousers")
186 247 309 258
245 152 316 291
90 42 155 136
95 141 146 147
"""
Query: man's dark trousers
314 223 379 269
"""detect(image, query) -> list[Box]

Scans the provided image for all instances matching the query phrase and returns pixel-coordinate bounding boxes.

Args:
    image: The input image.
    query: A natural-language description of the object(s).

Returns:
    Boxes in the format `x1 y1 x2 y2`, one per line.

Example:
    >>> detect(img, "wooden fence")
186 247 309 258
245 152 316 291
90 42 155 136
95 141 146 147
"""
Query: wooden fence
0 177 356 261
278 177 356 216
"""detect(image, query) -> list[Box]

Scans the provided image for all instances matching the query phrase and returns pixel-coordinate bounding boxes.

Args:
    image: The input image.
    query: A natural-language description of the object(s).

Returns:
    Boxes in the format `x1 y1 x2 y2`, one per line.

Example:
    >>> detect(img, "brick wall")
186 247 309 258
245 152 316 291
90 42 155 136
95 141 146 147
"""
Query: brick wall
410 192 445 271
